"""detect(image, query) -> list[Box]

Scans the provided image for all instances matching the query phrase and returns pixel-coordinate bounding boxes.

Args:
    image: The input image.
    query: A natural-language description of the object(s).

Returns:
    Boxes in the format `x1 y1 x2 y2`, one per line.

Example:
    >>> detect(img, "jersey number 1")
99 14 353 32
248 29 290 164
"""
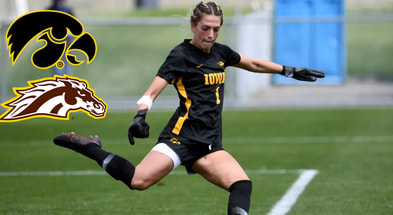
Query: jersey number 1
215 87 221 104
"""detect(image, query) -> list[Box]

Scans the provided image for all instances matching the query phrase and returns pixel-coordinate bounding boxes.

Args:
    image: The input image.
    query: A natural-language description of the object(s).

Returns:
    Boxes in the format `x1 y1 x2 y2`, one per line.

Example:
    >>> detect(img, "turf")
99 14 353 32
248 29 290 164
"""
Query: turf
0 108 393 214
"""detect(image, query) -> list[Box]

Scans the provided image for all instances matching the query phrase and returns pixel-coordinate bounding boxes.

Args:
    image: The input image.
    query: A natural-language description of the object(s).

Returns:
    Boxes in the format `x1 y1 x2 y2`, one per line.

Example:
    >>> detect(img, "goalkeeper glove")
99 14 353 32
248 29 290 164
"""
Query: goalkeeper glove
128 109 149 145
281 66 325 82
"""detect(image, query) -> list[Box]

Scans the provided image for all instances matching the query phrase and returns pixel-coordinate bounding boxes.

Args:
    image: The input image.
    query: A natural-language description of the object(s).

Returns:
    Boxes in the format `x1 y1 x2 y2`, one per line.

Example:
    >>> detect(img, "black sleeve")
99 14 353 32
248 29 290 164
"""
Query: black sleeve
219 44 241 67
156 47 186 83
226 51 241 67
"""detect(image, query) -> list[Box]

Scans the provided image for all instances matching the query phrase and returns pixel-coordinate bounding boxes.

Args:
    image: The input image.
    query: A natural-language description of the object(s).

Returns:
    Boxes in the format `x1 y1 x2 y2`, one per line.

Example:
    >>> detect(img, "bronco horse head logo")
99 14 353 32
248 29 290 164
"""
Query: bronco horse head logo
0 76 107 122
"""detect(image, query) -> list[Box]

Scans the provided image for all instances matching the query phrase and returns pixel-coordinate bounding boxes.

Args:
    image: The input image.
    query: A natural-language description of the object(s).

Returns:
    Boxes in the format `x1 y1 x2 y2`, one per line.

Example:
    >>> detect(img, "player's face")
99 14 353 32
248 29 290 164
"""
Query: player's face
190 14 221 53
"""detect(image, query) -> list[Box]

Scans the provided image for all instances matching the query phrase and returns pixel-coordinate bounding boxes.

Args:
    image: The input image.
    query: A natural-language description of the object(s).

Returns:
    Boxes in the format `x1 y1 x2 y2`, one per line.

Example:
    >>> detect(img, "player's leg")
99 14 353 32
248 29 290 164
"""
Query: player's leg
54 132 136 189
192 150 252 215
53 133 175 190
131 150 174 190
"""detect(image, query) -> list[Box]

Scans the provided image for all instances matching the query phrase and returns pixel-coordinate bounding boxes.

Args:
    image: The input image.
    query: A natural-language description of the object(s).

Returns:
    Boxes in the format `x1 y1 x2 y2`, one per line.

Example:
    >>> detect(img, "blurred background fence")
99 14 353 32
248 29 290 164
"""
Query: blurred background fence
1 0 393 111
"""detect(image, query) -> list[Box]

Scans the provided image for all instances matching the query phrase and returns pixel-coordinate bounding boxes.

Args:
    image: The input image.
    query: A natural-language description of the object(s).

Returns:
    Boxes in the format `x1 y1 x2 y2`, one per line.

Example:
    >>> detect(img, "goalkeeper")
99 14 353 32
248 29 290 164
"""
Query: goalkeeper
54 2 324 215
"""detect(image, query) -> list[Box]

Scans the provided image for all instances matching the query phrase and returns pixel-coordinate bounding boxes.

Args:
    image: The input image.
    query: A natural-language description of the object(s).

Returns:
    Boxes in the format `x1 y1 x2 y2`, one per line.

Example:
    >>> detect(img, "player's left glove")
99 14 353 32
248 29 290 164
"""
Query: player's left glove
281 66 325 82
128 109 149 145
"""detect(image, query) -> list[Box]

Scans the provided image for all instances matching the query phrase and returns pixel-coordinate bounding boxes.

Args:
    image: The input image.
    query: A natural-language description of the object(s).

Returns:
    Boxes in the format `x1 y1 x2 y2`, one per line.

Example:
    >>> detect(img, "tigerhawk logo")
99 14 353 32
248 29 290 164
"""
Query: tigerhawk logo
6 10 96 69
0 76 107 122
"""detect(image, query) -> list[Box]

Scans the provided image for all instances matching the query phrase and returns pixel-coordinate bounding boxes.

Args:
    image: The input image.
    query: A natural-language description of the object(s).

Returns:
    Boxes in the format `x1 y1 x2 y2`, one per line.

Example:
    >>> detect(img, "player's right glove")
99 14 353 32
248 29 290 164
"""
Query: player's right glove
128 109 149 145
280 66 325 82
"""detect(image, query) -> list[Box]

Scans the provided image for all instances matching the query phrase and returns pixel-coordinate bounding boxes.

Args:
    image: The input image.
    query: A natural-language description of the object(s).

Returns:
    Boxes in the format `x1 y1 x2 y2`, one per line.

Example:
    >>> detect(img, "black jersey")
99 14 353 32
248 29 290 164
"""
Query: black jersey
157 39 240 146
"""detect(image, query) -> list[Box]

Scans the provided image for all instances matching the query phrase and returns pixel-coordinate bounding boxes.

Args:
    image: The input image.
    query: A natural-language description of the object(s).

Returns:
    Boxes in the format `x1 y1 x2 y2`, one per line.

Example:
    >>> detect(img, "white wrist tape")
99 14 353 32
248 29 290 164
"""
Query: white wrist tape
136 95 153 110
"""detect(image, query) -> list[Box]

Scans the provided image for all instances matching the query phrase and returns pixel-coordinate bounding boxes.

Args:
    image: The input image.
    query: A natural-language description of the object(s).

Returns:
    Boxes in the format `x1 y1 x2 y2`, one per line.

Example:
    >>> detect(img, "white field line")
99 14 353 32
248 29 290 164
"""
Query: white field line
0 170 107 176
0 169 318 215
0 169 310 177
227 136 393 144
267 170 319 215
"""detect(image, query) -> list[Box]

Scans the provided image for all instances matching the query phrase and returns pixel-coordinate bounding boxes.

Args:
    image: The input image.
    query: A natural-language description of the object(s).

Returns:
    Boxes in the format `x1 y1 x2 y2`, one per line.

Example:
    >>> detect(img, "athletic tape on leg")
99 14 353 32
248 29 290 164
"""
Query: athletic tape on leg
152 143 181 170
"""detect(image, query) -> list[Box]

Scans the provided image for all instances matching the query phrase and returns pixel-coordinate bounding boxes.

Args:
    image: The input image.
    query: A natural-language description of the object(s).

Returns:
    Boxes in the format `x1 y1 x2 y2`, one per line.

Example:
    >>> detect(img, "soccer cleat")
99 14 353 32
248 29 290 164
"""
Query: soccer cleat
53 132 102 154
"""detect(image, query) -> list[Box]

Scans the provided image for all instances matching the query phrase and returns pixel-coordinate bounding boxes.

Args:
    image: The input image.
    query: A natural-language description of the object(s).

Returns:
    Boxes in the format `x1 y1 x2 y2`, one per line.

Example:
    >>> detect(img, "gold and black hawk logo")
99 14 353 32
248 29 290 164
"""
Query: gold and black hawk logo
6 10 97 69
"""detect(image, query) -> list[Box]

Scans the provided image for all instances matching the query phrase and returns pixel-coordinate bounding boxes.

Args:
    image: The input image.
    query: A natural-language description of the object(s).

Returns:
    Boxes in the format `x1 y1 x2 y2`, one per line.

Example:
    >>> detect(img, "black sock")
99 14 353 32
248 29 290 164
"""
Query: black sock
83 145 111 165
228 180 252 215
101 154 135 189
81 145 135 189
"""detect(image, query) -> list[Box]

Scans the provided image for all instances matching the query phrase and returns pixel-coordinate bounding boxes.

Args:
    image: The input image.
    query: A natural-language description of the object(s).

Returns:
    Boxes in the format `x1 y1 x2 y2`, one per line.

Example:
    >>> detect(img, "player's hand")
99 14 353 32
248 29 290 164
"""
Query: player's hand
128 109 149 145
281 66 325 82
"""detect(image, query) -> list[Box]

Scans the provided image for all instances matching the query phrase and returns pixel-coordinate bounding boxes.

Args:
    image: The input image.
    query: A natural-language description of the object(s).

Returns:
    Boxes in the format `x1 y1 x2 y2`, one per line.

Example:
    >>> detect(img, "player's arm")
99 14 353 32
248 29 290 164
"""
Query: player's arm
234 54 325 82
136 76 169 111
128 76 169 145
234 54 283 74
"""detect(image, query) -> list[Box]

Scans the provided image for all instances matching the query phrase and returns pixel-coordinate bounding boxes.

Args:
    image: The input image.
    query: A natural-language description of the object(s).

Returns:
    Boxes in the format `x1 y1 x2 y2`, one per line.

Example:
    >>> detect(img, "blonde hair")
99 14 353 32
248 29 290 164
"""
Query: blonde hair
190 1 224 26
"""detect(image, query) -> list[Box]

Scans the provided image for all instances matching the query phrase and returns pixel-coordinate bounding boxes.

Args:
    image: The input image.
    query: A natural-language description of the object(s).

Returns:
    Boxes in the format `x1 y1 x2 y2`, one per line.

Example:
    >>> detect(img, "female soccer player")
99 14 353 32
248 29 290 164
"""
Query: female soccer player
54 2 324 214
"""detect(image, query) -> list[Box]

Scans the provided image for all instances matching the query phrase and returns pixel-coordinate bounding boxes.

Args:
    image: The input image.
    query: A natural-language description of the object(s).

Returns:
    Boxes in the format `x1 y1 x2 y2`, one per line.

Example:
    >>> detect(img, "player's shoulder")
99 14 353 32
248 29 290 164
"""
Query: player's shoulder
214 42 233 52
167 40 190 57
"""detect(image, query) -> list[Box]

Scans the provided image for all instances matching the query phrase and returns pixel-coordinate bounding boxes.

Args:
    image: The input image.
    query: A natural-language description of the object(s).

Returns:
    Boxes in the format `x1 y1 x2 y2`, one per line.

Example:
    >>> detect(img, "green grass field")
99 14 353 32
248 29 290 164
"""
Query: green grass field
1 108 393 215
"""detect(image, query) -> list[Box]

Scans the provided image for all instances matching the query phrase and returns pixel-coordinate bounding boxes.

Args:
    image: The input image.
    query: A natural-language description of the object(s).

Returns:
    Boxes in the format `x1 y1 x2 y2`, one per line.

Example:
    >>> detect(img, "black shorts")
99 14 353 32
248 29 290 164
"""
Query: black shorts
157 138 224 174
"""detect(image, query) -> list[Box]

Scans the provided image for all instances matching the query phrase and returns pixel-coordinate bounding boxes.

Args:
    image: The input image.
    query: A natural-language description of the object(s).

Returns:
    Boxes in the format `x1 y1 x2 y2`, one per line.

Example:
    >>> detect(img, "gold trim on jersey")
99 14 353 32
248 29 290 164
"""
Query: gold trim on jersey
172 76 191 135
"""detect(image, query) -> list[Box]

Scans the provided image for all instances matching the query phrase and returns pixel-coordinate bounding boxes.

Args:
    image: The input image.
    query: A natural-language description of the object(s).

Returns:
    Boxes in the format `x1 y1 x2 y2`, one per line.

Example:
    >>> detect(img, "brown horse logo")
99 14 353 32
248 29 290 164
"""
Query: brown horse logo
0 75 107 122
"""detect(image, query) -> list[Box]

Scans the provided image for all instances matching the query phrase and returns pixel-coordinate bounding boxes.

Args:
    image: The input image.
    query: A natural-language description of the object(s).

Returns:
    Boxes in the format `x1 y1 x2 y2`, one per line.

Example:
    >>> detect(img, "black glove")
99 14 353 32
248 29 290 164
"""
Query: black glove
281 66 325 82
128 109 149 145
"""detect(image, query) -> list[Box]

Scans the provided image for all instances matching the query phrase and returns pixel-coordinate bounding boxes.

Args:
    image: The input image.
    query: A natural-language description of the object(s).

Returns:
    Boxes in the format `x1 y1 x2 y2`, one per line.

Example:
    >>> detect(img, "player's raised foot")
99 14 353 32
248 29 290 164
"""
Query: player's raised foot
53 132 102 154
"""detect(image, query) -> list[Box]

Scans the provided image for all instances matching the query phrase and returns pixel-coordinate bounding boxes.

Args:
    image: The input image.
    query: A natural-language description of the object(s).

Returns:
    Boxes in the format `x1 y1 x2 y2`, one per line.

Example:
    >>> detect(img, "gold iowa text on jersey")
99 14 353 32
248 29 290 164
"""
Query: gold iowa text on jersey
204 72 225 85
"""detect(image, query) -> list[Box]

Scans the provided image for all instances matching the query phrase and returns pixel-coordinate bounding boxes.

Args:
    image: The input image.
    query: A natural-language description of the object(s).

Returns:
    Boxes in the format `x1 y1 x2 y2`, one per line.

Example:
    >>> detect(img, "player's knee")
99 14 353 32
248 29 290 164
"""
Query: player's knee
131 178 154 191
